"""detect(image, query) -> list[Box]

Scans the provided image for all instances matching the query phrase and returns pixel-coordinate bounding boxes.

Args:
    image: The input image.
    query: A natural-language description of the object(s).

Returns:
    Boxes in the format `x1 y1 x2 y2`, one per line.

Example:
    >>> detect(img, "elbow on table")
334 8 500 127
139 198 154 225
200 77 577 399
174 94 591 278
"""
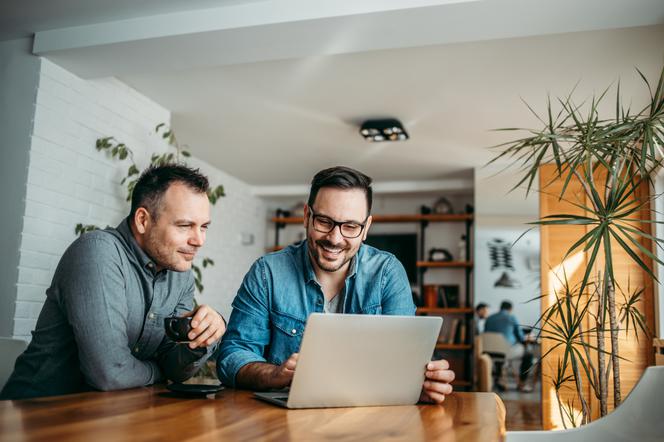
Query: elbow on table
87 371 144 392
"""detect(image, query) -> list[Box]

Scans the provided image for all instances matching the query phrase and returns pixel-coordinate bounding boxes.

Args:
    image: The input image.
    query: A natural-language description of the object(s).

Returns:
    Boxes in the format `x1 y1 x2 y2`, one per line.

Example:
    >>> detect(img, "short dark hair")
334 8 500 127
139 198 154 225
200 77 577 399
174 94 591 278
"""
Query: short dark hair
307 166 373 215
130 164 209 220
500 301 513 311
476 303 488 312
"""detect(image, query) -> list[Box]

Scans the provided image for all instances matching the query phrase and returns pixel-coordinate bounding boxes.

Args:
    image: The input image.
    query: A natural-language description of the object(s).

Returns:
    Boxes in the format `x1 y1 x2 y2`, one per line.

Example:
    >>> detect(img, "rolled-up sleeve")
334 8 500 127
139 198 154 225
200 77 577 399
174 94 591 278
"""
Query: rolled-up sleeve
217 259 271 387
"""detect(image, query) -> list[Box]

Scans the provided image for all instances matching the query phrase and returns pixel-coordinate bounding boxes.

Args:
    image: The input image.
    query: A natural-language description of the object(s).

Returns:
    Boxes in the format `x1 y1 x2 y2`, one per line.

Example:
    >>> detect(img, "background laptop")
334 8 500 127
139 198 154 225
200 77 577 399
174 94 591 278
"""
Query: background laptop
255 313 442 408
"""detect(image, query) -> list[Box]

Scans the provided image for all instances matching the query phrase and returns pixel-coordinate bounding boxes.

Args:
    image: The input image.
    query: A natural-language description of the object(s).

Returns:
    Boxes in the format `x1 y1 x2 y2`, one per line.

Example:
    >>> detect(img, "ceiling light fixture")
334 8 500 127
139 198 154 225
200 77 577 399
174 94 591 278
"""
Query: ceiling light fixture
359 118 409 142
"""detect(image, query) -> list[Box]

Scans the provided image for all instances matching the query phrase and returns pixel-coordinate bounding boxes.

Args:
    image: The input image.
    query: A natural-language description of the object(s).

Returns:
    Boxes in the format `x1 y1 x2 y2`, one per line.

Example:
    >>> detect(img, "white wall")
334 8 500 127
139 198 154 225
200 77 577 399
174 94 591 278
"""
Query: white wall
474 166 540 327
11 58 265 339
0 38 40 337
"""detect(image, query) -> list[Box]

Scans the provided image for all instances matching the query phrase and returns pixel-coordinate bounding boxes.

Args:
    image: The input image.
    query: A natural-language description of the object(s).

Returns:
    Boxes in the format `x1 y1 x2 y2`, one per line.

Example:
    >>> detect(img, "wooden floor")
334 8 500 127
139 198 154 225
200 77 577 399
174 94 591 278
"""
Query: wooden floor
495 379 543 430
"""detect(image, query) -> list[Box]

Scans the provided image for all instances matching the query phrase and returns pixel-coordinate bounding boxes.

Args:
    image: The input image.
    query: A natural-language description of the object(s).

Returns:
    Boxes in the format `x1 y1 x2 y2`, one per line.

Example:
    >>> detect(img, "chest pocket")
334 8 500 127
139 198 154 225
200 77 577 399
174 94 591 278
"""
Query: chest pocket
269 312 305 365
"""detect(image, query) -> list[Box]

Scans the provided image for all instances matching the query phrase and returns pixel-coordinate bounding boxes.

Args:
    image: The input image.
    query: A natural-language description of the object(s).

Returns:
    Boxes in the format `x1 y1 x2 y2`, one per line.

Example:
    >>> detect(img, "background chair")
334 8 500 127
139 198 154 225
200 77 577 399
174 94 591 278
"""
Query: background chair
0 337 28 390
506 365 664 442
480 332 512 388
474 335 493 392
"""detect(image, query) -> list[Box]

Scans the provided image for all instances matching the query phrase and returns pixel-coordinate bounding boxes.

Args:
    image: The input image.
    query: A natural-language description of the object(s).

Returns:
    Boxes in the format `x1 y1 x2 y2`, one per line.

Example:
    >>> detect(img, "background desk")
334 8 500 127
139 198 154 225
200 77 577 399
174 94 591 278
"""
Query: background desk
1 386 505 441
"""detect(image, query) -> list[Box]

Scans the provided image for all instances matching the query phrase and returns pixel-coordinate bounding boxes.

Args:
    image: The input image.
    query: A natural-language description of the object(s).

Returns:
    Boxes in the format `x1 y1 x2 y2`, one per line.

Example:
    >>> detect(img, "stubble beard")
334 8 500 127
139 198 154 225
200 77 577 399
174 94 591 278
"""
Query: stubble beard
144 229 191 272
307 233 357 273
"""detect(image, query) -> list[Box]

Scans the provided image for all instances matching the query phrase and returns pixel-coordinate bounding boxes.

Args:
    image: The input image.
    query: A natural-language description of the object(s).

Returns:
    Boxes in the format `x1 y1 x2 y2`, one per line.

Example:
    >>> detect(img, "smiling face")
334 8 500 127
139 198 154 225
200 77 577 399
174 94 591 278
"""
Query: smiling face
304 187 372 275
133 182 211 272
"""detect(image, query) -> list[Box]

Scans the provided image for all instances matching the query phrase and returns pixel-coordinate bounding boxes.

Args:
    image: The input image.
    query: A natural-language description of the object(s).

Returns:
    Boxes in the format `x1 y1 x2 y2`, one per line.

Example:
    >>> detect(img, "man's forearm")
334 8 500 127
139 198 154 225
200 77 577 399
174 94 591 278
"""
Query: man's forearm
235 362 290 390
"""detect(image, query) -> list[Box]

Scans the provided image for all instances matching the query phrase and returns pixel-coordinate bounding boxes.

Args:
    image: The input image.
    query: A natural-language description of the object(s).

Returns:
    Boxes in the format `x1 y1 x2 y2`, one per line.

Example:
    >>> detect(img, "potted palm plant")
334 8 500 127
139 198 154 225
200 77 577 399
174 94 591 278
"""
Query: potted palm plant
490 65 664 427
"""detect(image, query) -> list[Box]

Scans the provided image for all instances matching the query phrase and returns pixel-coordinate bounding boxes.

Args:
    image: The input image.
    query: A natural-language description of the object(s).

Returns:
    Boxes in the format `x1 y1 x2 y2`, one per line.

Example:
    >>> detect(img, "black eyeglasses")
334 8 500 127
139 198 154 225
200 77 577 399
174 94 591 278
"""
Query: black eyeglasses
309 209 368 239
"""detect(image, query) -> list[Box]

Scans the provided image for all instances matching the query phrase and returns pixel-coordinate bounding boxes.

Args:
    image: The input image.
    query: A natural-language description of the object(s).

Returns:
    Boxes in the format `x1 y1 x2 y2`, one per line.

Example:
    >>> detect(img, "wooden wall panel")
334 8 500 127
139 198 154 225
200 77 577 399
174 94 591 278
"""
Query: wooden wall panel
539 164 655 429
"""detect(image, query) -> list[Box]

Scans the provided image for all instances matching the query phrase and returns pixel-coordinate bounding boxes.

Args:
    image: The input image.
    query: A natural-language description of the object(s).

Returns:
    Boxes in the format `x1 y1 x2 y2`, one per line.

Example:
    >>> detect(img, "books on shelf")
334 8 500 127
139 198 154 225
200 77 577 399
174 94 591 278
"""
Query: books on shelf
437 318 467 344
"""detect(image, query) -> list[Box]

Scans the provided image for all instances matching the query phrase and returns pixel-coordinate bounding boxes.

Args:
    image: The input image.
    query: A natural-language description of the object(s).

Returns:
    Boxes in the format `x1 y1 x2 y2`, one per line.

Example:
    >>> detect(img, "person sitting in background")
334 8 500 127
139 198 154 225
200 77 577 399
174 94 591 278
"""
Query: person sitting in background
1 164 226 400
484 300 533 392
475 302 489 334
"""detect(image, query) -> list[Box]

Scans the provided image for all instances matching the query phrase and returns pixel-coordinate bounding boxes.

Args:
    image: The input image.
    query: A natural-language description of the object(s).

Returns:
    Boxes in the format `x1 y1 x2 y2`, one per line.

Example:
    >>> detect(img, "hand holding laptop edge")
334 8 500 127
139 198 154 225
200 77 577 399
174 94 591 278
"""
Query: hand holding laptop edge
420 359 455 403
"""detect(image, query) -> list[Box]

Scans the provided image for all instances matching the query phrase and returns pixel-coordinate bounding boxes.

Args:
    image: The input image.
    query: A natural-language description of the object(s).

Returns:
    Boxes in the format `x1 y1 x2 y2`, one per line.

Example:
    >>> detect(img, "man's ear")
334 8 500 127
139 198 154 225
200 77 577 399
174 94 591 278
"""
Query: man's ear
303 205 311 229
133 207 151 234
362 215 373 241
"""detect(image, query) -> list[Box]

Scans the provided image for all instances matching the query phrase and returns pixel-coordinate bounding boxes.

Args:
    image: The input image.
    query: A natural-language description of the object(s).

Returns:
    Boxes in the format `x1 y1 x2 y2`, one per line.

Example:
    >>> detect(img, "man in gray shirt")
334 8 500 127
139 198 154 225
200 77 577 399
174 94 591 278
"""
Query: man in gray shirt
1 164 226 399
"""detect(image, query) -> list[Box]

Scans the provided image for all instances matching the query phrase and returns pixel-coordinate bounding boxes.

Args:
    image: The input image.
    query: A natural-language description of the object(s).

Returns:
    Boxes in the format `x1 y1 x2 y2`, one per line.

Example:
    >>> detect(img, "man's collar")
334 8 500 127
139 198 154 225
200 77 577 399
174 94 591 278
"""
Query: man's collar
116 217 159 275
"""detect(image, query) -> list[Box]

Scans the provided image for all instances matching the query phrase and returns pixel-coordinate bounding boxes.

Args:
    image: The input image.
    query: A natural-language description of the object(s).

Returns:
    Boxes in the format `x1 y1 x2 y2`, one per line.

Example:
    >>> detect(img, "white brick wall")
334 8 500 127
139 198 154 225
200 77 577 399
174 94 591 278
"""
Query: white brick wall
13 59 266 339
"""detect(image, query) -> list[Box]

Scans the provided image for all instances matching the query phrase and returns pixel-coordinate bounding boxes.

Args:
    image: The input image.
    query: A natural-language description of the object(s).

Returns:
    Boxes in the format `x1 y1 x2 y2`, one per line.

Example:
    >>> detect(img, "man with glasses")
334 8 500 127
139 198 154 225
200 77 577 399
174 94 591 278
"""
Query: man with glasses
217 166 455 403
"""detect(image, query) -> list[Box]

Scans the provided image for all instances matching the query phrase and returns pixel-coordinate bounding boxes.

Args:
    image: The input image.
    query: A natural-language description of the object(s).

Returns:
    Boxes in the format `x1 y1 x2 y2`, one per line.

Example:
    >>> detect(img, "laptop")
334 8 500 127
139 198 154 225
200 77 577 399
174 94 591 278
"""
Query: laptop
254 313 442 409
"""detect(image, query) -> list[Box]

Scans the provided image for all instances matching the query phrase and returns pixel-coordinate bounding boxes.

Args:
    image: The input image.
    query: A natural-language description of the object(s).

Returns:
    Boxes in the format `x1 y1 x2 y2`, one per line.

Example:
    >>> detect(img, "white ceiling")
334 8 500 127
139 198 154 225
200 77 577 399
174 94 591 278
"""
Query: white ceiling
5 0 664 188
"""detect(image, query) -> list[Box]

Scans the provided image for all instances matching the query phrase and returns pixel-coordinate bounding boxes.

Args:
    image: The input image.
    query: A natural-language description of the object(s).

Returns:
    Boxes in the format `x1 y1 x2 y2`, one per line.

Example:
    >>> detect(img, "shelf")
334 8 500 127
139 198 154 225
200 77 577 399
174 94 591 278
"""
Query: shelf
270 213 473 224
266 246 284 252
416 307 473 315
435 343 472 350
416 261 473 268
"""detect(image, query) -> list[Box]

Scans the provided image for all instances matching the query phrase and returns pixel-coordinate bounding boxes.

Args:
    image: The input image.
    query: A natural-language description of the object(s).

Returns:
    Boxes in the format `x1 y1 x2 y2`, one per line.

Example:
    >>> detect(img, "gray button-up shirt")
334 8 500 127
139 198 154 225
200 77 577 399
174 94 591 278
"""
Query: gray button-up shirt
1 218 217 399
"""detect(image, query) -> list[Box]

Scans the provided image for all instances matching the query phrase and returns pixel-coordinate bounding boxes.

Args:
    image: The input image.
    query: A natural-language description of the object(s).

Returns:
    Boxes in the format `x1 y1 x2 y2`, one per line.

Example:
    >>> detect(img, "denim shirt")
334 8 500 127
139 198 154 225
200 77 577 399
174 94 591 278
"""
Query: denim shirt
484 310 525 346
217 241 415 387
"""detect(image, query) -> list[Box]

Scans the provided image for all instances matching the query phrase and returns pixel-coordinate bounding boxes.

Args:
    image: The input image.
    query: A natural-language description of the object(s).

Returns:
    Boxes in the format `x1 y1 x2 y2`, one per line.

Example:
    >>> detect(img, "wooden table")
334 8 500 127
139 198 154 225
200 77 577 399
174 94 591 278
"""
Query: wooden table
1 386 506 441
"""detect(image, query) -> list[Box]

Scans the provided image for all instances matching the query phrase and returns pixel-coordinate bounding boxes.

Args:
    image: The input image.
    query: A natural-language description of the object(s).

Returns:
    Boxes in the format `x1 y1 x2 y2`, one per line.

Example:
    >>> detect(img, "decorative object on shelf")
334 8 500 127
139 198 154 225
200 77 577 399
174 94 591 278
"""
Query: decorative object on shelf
493 271 521 289
432 197 454 215
428 248 453 262
420 205 432 215
423 285 438 308
458 235 467 261
275 208 291 218
487 238 514 270
359 118 409 142
289 201 306 217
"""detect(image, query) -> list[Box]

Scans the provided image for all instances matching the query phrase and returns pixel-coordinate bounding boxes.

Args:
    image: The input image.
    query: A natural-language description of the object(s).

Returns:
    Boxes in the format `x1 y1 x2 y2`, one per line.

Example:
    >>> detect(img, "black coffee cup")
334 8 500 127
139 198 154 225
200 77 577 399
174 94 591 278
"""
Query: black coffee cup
164 316 193 342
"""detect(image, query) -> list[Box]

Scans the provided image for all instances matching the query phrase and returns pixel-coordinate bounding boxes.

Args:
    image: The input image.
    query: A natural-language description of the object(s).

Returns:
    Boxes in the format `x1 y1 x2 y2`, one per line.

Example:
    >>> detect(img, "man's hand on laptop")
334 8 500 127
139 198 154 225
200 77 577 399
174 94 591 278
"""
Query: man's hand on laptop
420 359 455 404
272 352 299 388
185 305 226 349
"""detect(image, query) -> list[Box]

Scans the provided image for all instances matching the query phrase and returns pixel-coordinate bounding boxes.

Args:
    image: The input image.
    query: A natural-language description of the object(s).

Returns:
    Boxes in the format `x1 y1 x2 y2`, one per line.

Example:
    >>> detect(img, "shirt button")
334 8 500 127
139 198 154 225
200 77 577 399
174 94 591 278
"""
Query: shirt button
148 313 155 319
291 329 297 335
134 347 139 353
